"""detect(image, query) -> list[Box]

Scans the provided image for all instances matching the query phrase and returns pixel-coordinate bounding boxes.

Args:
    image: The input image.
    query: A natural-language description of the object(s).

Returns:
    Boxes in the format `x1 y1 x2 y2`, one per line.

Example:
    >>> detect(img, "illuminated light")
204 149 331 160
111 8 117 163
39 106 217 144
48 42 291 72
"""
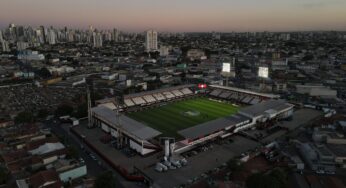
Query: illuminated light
222 63 231 73
198 84 207 89
258 67 269 78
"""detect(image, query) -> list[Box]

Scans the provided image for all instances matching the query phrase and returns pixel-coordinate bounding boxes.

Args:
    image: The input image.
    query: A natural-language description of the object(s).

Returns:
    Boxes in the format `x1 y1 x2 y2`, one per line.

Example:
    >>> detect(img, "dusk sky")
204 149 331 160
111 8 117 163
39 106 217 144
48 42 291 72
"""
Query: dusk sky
1 0 346 32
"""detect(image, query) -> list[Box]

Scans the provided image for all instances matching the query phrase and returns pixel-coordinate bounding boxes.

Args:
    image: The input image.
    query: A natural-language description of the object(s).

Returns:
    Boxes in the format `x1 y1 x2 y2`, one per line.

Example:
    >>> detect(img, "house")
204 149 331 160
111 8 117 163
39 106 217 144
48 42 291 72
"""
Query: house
16 170 63 188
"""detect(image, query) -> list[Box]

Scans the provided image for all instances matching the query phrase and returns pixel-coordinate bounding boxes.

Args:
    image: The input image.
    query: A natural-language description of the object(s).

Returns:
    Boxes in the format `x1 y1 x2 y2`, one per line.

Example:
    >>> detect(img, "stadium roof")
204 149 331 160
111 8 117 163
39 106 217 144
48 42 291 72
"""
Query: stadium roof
92 106 161 140
239 99 293 118
124 84 195 99
178 114 249 139
209 85 280 99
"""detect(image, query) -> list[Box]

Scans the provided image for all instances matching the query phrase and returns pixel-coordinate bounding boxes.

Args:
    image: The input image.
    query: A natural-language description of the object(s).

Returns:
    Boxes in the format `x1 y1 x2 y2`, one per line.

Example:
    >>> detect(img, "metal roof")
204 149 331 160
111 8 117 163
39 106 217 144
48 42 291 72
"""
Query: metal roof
239 99 293 118
178 114 249 139
209 85 280 99
124 84 195 99
92 106 161 140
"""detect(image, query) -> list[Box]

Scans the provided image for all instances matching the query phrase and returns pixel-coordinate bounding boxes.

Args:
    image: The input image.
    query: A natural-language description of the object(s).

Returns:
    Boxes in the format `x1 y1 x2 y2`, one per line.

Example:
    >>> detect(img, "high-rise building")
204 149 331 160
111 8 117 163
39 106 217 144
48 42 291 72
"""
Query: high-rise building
48 28 56 45
145 30 158 52
17 41 29 51
93 32 103 48
112 29 119 42
40 26 47 44
1 40 10 52
0 30 3 42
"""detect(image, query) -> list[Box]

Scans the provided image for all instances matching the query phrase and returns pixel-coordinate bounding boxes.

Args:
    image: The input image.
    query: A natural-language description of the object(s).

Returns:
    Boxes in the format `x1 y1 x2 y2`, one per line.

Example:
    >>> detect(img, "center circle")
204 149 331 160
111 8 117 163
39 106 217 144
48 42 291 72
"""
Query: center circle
182 110 201 117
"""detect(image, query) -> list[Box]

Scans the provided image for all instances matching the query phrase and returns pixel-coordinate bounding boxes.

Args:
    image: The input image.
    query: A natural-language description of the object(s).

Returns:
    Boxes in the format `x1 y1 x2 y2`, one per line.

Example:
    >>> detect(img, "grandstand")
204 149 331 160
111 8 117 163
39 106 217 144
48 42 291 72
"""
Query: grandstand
92 106 161 156
208 85 280 105
171 90 184 97
122 84 194 108
142 95 156 103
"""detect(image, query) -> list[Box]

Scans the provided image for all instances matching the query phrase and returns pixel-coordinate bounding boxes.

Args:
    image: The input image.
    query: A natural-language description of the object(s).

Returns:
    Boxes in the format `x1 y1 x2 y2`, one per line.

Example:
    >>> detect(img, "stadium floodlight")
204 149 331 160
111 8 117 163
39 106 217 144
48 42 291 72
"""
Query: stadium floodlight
222 63 231 73
258 67 269 78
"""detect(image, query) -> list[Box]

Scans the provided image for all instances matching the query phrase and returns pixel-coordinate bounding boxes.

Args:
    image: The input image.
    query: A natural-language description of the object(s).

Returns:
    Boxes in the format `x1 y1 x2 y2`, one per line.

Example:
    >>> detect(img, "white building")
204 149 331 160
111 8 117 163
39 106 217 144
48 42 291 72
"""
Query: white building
145 30 158 52
159 46 169 56
1 40 10 52
186 49 206 60
17 41 29 50
93 32 103 48
92 106 161 156
48 29 56 45
0 30 3 42
112 28 119 42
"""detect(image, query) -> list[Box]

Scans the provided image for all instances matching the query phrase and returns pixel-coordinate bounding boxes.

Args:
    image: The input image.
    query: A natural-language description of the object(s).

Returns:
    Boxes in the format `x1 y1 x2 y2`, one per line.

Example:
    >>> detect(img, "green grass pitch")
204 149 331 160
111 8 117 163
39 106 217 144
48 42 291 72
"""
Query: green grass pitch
127 97 239 138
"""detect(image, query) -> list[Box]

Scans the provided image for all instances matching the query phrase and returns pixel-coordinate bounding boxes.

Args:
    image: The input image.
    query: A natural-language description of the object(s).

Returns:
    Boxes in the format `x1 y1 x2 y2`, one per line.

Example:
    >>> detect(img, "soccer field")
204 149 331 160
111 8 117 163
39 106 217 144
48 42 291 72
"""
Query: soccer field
127 97 239 138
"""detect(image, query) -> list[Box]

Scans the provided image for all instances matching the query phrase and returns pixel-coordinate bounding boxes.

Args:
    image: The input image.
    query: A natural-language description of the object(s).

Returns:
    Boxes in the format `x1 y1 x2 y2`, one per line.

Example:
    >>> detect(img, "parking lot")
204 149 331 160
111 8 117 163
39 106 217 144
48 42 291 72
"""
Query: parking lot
244 108 322 144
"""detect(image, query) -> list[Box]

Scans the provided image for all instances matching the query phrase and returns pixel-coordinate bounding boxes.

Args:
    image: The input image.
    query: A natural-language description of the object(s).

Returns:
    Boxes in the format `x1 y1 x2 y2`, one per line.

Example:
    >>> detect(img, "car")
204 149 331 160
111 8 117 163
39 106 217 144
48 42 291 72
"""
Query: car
79 158 85 163
169 165 176 170
326 171 335 175
170 159 182 168
156 163 168 171
89 154 97 160
155 165 163 172
163 160 172 168
180 158 188 166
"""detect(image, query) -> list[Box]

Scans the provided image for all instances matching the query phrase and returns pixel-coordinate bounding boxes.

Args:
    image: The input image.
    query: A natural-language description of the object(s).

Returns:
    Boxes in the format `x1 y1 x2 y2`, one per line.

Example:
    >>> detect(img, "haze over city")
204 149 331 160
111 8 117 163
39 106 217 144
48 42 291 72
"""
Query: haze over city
1 0 346 188
1 0 346 32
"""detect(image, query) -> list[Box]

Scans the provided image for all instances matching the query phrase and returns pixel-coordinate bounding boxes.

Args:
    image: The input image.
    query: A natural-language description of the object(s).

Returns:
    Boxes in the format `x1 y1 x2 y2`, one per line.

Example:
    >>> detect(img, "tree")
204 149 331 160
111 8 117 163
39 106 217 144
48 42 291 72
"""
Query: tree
37 67 52 78
66 146 79 159
37 108 49 119
246 168 287 188
74 103 87 118
94 171 117 188
227 159 244 172
15 111 34 124
55 104 74 117
0 167 9 185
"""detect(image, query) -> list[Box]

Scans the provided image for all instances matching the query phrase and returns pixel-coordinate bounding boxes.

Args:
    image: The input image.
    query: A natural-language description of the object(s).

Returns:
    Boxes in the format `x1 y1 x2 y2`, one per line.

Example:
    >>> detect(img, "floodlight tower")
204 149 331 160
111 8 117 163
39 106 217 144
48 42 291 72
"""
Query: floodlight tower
221 57 236 87
87 86 93 128
116 98 123 149
258 66 269 92
113 90 125 149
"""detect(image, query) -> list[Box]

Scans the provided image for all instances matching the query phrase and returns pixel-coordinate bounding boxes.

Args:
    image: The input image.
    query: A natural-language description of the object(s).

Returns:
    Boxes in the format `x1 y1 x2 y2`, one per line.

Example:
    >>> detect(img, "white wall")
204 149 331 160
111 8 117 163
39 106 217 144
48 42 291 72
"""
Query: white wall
101 123 110 133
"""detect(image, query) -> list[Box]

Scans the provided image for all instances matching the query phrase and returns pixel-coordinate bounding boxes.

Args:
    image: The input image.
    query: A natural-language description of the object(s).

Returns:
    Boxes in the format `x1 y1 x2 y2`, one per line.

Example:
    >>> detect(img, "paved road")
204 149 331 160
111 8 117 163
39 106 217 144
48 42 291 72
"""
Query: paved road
44 120 133 188
44 120 107 177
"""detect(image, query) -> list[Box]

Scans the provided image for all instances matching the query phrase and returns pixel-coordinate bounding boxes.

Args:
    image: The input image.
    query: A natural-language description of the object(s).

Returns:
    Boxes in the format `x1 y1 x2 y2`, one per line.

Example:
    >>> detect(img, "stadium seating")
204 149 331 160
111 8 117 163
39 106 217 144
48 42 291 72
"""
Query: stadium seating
229 93 238 100
250 98 261 104
209 89 222 97
171 90 184 97
124 99 135 107
143 95 157 103
132 97 147 105
181 88 193 95
162 91 175 99
242 96 254 104
153 93 166 101
219 91 232 99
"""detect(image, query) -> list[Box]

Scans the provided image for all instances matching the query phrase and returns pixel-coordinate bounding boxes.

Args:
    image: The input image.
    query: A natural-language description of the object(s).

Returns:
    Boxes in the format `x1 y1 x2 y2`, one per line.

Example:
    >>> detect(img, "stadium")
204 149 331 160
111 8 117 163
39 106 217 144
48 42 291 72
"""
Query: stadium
91 84 294 156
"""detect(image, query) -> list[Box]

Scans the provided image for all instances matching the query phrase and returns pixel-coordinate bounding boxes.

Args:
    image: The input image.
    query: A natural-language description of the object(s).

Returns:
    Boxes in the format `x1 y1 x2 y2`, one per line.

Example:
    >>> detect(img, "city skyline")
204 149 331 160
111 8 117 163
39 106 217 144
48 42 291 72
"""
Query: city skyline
1 0 346 32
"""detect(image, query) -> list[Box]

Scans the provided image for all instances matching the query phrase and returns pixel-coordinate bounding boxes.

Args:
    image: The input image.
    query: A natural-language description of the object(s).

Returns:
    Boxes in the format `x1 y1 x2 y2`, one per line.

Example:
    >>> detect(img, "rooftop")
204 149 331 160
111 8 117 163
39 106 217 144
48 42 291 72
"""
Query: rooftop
92 106 162 140
178 114 249 139
239 99 293 118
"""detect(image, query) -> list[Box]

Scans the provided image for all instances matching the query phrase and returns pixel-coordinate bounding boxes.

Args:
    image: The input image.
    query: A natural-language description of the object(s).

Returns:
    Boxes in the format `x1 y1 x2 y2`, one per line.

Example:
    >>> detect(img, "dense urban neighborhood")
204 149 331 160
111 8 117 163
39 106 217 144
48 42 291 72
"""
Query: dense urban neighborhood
0 24 346 188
